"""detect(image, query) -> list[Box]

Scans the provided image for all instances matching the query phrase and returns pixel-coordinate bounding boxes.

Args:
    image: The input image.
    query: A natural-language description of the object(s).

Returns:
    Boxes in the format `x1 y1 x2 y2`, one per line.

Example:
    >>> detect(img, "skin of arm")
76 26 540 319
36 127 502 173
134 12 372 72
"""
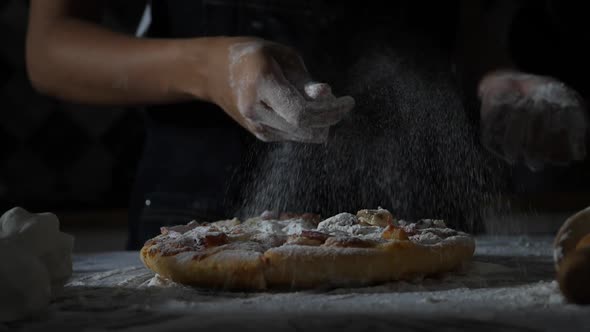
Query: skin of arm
25 0 231 106
25 0 354 143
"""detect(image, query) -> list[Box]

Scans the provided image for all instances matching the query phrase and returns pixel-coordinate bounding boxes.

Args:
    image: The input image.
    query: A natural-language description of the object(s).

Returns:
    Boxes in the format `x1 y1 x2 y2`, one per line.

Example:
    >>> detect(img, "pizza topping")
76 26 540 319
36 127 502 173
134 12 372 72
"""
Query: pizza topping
301 230 332 242
323 236 375 248
252 233 288 248
316 212 385 241
260 210 279 220
239 218 285 234
420 227 457 237
410 232 442 245
150 225 231 254
147 211 462 259
202 232 229 248
287 230 331 246
357 207 394 227
235 217 316 238
279 212 320 222
285 213 321 225
381 225 409 241
156 237 202 256
317 213 358 233
260 211 322 224
210 218 241 231
432 220 447 228
279 212 299 220
287 236 321 246
409 228 457 244
399 219 447 230
160 220 200 235
401 225 418 236
280 219 317 235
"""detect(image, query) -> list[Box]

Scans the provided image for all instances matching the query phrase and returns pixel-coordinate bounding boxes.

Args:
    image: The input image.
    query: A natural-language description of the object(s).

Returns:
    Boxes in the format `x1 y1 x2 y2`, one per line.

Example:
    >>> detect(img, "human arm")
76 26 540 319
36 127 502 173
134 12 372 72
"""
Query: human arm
26 0 354 143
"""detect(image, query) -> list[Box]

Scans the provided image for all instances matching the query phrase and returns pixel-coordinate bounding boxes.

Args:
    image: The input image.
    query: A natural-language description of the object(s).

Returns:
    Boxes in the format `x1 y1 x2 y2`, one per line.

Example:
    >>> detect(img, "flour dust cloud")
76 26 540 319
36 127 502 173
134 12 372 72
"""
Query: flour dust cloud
234 42 509 233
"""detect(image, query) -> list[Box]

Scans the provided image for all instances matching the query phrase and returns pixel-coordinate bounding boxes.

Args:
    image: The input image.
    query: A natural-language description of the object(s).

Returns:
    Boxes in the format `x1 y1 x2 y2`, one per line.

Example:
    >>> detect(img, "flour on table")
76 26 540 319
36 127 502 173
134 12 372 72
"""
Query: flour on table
146 274 180 288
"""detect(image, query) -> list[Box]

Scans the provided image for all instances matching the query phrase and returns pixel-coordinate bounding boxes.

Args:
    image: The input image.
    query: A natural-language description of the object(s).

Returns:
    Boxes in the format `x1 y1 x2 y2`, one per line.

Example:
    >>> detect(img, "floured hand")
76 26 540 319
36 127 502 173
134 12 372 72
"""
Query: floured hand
479 70 587 170
207 38 355 143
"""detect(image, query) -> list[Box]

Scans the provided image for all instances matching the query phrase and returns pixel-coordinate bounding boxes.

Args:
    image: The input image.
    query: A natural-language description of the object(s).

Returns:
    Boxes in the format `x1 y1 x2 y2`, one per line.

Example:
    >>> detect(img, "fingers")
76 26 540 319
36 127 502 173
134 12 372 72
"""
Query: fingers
259 62 354 129
524 101 587 167
254 123 330 144
298 96 355 127
480 102 515 162
265 42 311 90
234 41 354 143
501 104 528 165
258 62 306 125
244 102 331 144
482 98 588 170
523 108 554 170
304 82 334 101
480 71 589 170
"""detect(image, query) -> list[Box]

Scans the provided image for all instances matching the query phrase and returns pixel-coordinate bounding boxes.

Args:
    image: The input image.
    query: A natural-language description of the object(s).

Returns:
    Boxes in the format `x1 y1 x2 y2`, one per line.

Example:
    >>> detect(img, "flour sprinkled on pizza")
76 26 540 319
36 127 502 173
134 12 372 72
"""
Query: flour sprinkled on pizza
140 208 475 290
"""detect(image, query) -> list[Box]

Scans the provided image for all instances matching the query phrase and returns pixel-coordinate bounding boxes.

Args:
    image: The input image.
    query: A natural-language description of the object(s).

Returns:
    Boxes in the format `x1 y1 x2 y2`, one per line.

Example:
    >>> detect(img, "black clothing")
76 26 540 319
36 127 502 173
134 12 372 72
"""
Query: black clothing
127 0 462 249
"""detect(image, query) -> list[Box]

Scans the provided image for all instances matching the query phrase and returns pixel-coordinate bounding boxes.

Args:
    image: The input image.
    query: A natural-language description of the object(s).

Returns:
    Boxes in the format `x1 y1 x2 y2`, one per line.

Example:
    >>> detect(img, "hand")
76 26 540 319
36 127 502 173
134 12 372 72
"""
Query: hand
206 37 355 143
479 70 587 170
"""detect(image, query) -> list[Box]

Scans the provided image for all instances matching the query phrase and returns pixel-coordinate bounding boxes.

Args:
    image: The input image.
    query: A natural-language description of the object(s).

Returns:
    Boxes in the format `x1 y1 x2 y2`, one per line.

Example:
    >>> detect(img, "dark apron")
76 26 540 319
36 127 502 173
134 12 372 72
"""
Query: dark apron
127 0 460 249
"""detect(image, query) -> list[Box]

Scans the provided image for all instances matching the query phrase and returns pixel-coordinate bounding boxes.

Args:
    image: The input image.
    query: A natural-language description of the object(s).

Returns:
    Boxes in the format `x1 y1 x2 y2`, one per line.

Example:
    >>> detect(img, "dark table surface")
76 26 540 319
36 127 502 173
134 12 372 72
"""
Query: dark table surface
5 235 590 332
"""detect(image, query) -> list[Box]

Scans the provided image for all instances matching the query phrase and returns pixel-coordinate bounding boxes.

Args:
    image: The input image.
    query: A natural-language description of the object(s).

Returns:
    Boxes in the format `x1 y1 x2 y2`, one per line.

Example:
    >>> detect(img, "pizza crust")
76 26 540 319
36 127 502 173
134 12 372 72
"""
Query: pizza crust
140 242 267 290
263 235 474 289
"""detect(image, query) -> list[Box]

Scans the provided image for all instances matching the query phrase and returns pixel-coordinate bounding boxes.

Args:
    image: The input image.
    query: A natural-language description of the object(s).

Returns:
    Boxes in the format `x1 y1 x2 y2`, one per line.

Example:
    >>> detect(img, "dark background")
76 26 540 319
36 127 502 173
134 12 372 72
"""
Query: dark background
1 0 590 248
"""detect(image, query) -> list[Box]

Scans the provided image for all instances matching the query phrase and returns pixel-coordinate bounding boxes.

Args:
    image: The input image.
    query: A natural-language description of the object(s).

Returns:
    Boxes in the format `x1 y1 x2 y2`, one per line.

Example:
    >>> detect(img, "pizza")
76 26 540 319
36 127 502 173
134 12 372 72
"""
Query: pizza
140 208 475 290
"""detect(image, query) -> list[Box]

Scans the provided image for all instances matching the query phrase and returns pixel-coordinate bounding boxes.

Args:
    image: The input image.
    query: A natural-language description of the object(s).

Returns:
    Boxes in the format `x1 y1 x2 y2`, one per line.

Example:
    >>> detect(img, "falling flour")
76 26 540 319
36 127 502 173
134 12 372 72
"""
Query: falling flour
234 41 509 234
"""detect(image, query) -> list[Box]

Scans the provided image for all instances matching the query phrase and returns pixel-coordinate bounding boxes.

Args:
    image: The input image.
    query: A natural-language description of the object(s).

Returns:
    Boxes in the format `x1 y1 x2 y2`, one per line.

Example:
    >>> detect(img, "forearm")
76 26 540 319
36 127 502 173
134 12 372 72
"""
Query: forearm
26 12 219 106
